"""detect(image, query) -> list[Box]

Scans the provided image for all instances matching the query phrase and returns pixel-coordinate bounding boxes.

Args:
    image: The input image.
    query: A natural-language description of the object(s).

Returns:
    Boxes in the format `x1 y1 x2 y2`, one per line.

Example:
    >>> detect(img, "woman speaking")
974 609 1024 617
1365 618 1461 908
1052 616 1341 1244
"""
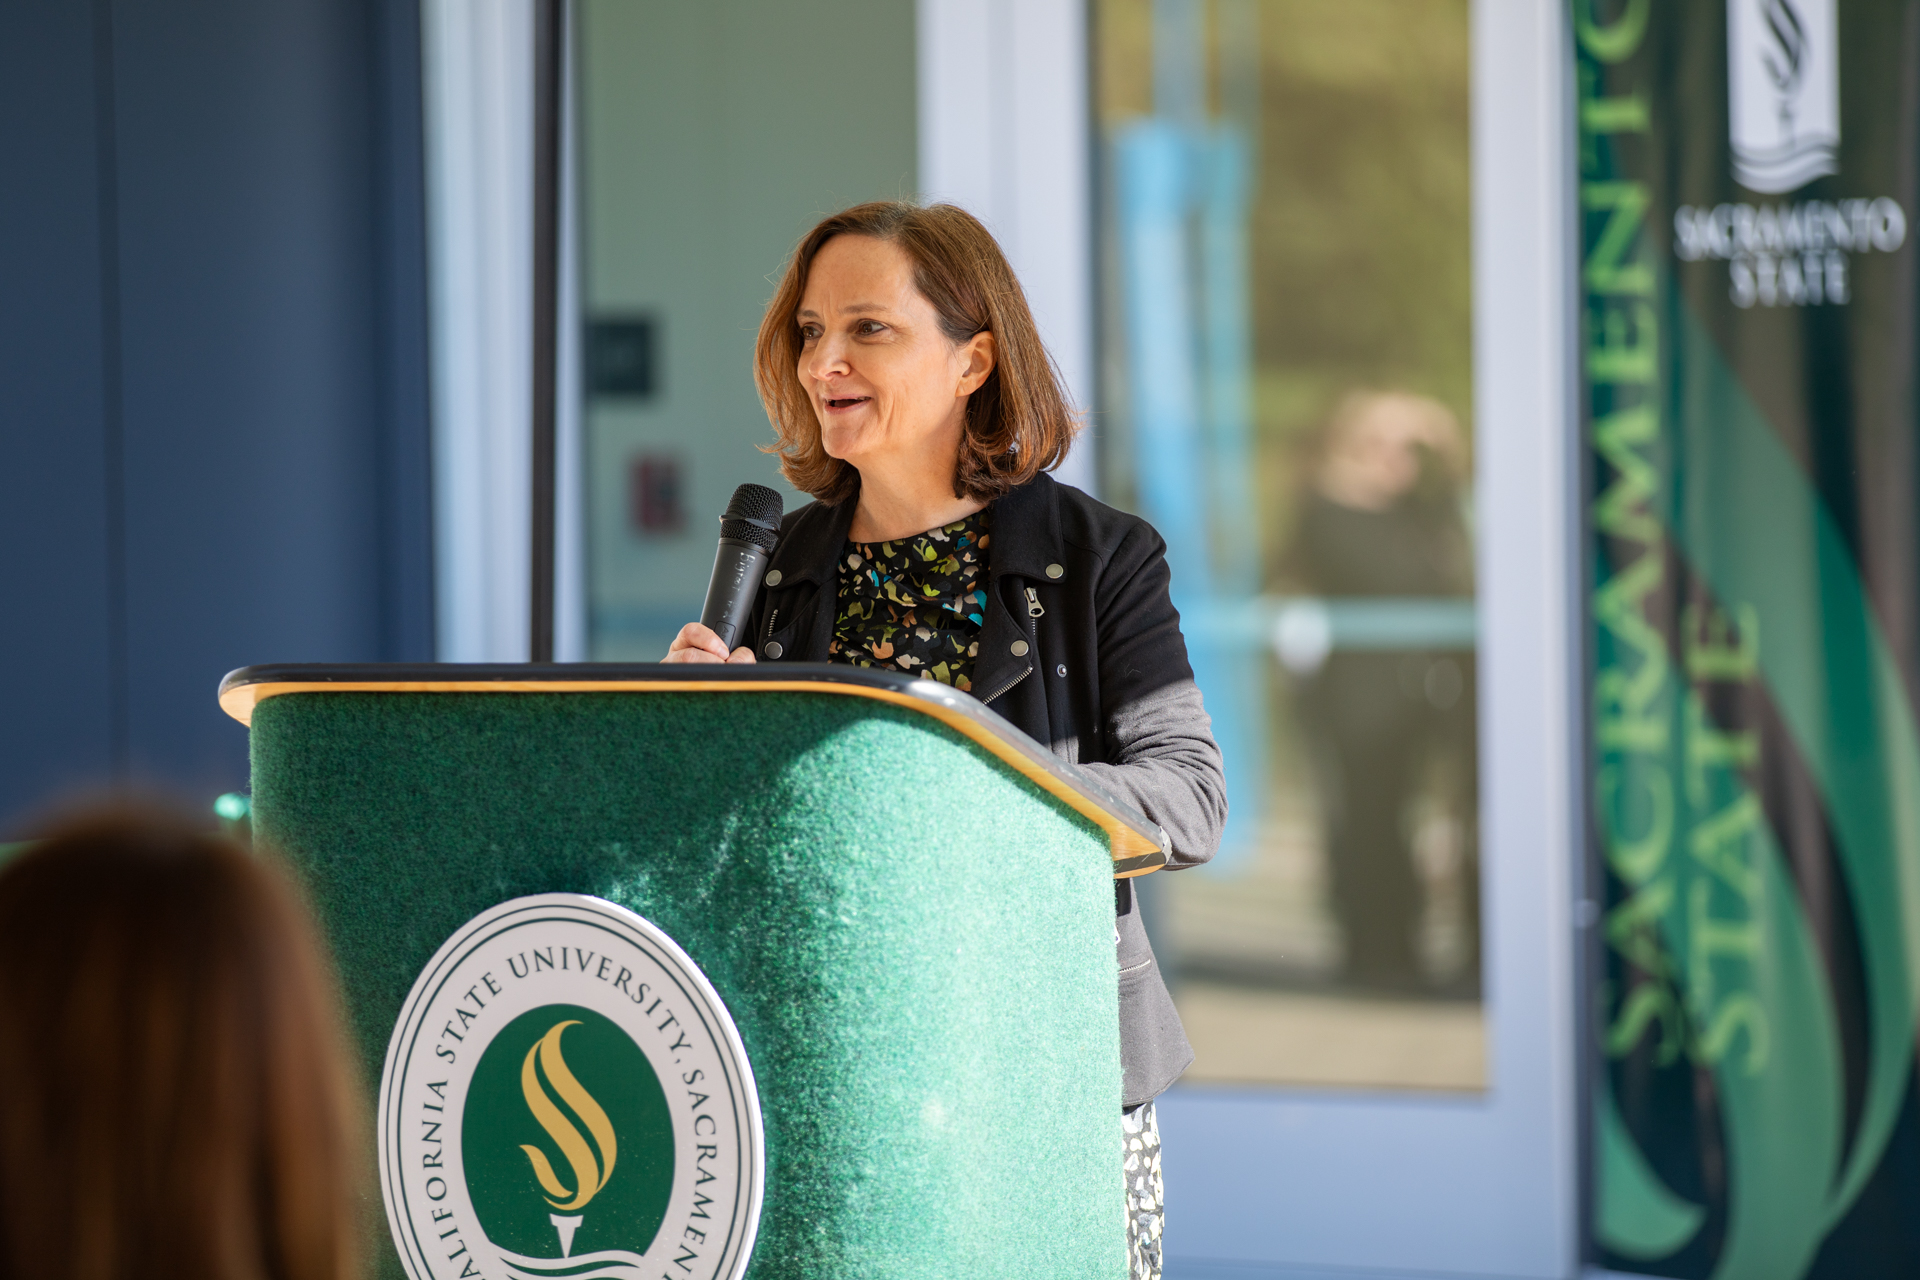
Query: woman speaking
665 201 1225 1279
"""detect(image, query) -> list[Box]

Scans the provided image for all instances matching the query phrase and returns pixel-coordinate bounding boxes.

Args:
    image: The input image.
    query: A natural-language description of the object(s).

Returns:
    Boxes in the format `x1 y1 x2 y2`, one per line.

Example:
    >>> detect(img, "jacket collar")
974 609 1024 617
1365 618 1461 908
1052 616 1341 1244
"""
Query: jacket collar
980 472 1064 583
764 495 855 590
767 472 1065 588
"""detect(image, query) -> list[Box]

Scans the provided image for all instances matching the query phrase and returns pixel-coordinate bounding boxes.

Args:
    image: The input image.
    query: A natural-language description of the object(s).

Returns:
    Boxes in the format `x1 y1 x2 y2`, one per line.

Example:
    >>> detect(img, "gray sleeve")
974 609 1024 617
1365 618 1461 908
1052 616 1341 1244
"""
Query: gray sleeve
1076 678 1225 869
1074 521 1228 868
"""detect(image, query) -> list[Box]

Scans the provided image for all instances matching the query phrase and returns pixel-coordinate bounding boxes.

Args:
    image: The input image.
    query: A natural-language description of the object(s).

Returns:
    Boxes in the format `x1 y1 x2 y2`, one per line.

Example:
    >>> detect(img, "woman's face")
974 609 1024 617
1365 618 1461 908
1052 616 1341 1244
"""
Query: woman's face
796 234 994 472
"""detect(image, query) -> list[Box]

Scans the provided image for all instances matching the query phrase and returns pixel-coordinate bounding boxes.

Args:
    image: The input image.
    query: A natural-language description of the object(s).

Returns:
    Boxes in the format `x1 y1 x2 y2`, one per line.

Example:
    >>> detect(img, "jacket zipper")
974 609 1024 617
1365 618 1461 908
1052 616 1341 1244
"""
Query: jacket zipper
982 583 1039 705
980 665 1030 705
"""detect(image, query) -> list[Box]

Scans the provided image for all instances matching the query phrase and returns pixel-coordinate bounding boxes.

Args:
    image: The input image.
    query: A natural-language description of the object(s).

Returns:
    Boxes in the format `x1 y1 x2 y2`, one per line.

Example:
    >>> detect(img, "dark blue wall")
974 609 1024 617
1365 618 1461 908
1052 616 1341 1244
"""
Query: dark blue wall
0 0 433 831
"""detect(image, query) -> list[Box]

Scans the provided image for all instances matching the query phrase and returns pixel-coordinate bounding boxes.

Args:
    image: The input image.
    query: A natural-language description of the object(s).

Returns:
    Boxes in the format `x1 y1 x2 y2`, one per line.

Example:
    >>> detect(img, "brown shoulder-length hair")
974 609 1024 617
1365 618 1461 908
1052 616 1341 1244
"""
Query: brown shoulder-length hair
0 803 364 1280
755 201 1080 505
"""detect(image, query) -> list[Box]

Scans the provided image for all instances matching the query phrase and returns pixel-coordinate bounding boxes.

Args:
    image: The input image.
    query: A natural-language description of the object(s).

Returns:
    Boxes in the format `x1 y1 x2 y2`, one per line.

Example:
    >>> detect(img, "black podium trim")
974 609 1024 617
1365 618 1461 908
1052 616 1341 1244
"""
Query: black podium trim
219 663 1169 877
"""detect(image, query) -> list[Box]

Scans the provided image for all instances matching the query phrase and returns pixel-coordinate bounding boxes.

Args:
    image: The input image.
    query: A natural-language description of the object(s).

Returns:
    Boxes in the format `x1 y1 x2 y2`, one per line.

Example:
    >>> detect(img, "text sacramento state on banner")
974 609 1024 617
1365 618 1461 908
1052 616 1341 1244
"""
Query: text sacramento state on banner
1577 1 1920 1276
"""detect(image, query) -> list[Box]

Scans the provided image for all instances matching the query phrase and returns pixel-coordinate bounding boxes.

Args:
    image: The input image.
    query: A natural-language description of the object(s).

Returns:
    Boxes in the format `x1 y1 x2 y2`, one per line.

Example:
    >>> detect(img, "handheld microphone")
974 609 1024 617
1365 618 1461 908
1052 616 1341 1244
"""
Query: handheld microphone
699 483 784 651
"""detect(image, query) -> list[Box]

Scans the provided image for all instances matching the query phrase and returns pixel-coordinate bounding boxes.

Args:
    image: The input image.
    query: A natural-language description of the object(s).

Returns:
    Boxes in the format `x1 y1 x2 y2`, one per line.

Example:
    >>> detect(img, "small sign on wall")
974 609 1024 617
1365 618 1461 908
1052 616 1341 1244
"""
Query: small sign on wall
628 455 684 536
588 316 659 399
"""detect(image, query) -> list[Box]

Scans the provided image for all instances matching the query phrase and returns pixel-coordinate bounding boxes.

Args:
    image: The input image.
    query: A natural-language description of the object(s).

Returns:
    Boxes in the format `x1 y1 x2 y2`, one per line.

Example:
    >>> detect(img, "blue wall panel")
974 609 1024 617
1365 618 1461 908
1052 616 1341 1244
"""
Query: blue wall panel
0 0 432 830
0 0 117 818
111 0 388 796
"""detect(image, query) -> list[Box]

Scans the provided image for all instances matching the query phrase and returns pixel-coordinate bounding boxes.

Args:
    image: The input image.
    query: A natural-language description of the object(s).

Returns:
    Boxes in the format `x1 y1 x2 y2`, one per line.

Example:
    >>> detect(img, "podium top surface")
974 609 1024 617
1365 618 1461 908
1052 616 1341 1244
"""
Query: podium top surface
220 662 1168 877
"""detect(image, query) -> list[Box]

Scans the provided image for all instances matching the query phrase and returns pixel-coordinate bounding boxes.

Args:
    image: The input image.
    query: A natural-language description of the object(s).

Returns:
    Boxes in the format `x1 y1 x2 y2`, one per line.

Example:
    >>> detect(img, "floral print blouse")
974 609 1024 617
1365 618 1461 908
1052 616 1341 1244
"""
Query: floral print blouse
828 510 991 691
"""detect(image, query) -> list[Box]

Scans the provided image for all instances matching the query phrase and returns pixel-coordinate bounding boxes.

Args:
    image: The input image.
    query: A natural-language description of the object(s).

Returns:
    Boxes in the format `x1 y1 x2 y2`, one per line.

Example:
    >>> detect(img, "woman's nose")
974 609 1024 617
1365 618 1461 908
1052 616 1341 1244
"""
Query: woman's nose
806 334 851 381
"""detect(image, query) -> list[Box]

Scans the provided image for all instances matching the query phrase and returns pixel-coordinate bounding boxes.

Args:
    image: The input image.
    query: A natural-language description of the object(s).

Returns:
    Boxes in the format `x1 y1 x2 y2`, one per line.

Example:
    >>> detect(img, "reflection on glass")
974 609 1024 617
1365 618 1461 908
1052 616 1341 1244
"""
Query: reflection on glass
1095 0 1480 1089
1293 392 1475 993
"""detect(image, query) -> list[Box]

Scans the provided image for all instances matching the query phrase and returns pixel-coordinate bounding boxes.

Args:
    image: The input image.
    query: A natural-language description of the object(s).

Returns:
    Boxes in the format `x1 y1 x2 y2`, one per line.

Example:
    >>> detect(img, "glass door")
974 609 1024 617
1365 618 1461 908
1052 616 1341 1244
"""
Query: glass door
1097 0 1483 1091
1088 1 1581 1273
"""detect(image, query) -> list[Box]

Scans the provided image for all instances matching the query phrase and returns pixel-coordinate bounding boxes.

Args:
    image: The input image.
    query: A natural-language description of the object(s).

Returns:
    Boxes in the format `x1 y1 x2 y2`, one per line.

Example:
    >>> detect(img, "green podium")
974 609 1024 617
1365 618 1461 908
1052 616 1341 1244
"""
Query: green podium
219 663 1166 1280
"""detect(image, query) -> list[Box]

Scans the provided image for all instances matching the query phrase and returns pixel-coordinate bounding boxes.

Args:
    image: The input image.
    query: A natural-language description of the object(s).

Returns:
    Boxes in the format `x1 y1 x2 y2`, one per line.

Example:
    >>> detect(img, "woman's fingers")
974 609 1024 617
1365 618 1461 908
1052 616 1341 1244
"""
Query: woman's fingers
663 625 762 665
663 622 731 663
662 647 724 664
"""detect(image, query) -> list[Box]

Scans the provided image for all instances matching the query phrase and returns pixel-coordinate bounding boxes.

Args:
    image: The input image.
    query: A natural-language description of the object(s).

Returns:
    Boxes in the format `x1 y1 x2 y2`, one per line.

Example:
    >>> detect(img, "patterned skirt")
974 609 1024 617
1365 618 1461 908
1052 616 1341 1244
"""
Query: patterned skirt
1123 1101 1164 1280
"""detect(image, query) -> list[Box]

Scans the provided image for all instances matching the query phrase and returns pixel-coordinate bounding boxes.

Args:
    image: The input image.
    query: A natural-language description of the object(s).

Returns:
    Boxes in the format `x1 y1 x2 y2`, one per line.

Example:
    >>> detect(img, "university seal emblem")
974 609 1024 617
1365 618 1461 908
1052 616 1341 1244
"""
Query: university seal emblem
378 895 764 1280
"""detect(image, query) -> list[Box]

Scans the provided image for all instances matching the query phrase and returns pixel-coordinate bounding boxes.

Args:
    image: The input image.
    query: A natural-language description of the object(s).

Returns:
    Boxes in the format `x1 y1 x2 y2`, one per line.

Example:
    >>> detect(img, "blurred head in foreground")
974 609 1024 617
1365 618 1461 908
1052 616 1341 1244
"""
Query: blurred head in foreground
0 803 362 1280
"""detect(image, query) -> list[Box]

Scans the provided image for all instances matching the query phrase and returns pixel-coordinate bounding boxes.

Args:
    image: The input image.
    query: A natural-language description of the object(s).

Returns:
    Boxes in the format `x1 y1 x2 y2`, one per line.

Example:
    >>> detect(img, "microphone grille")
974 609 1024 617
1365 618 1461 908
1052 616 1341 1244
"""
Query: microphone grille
720 483 783 551
723 483 783 526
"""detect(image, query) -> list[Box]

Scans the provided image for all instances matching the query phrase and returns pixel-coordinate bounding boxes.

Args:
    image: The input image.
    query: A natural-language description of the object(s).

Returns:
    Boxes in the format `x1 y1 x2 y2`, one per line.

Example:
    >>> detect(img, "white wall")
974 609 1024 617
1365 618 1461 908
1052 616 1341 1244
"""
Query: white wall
574 0 916 660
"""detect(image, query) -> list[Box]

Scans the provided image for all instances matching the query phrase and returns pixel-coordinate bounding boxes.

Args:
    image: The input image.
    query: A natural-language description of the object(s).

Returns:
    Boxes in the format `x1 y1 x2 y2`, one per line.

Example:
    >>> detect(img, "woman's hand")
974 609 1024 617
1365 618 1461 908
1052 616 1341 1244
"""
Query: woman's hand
662 623 757 664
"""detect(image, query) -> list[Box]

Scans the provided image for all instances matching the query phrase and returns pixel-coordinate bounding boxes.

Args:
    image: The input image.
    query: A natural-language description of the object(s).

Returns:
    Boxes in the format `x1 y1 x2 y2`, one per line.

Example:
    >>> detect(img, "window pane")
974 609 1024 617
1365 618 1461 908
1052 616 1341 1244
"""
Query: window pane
1094 0 1482 1089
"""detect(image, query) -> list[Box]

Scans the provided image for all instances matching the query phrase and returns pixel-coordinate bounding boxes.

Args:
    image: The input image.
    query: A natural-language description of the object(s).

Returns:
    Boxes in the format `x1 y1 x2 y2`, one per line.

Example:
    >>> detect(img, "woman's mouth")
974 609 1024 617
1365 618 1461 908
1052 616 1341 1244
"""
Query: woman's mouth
825 396 872 411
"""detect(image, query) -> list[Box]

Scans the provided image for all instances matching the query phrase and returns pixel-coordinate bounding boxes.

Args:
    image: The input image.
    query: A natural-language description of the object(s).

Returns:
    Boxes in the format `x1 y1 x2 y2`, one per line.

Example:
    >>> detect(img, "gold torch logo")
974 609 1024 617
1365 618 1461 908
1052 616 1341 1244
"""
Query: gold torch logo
519 1021 617 1255
381 897 761 1280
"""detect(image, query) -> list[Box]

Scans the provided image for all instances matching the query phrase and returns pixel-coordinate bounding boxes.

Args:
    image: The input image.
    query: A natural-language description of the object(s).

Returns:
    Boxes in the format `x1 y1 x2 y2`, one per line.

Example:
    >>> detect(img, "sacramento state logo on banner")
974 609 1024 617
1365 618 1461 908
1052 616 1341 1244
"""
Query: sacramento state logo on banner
1728 0 1839 193
378 895 764 1280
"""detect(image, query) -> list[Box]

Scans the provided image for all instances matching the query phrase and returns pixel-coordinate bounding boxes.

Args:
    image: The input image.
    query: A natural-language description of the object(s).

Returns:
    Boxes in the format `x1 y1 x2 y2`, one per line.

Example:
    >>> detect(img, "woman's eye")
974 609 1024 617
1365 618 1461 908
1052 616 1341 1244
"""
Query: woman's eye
798 324 821 342
856 320 886 336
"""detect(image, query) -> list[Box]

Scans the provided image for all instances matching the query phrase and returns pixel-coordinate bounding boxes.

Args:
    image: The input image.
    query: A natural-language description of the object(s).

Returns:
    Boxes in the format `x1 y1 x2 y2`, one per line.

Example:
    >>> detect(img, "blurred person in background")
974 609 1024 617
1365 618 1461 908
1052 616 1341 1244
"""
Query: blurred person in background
0 802 364 1280
1287 391 1478 994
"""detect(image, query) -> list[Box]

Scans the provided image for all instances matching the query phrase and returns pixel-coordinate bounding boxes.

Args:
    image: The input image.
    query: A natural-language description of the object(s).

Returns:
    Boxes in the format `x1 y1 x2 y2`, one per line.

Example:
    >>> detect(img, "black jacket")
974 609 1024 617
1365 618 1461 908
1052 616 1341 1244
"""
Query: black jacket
745 472 1227 1107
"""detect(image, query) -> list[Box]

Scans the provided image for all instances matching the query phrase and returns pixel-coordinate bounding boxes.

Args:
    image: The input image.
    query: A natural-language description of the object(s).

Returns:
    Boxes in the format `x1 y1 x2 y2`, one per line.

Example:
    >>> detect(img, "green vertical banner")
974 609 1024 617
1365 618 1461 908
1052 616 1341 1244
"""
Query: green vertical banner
1578 1 1920 1276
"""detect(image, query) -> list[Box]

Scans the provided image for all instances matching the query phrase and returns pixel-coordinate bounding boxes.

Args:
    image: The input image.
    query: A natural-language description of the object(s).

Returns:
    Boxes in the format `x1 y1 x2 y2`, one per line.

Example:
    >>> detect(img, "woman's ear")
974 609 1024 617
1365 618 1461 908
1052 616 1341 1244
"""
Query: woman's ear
955 331 996 396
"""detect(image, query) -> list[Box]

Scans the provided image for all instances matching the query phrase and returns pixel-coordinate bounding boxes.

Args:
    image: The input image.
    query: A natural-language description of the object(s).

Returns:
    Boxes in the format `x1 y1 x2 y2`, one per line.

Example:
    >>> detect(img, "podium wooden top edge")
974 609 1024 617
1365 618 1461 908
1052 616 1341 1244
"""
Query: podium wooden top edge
219 663 1169 878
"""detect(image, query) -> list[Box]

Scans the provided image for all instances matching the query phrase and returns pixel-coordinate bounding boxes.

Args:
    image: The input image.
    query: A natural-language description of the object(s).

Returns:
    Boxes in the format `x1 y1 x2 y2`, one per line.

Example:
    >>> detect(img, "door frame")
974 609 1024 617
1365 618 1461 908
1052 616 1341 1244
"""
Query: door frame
916 0 1099 496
